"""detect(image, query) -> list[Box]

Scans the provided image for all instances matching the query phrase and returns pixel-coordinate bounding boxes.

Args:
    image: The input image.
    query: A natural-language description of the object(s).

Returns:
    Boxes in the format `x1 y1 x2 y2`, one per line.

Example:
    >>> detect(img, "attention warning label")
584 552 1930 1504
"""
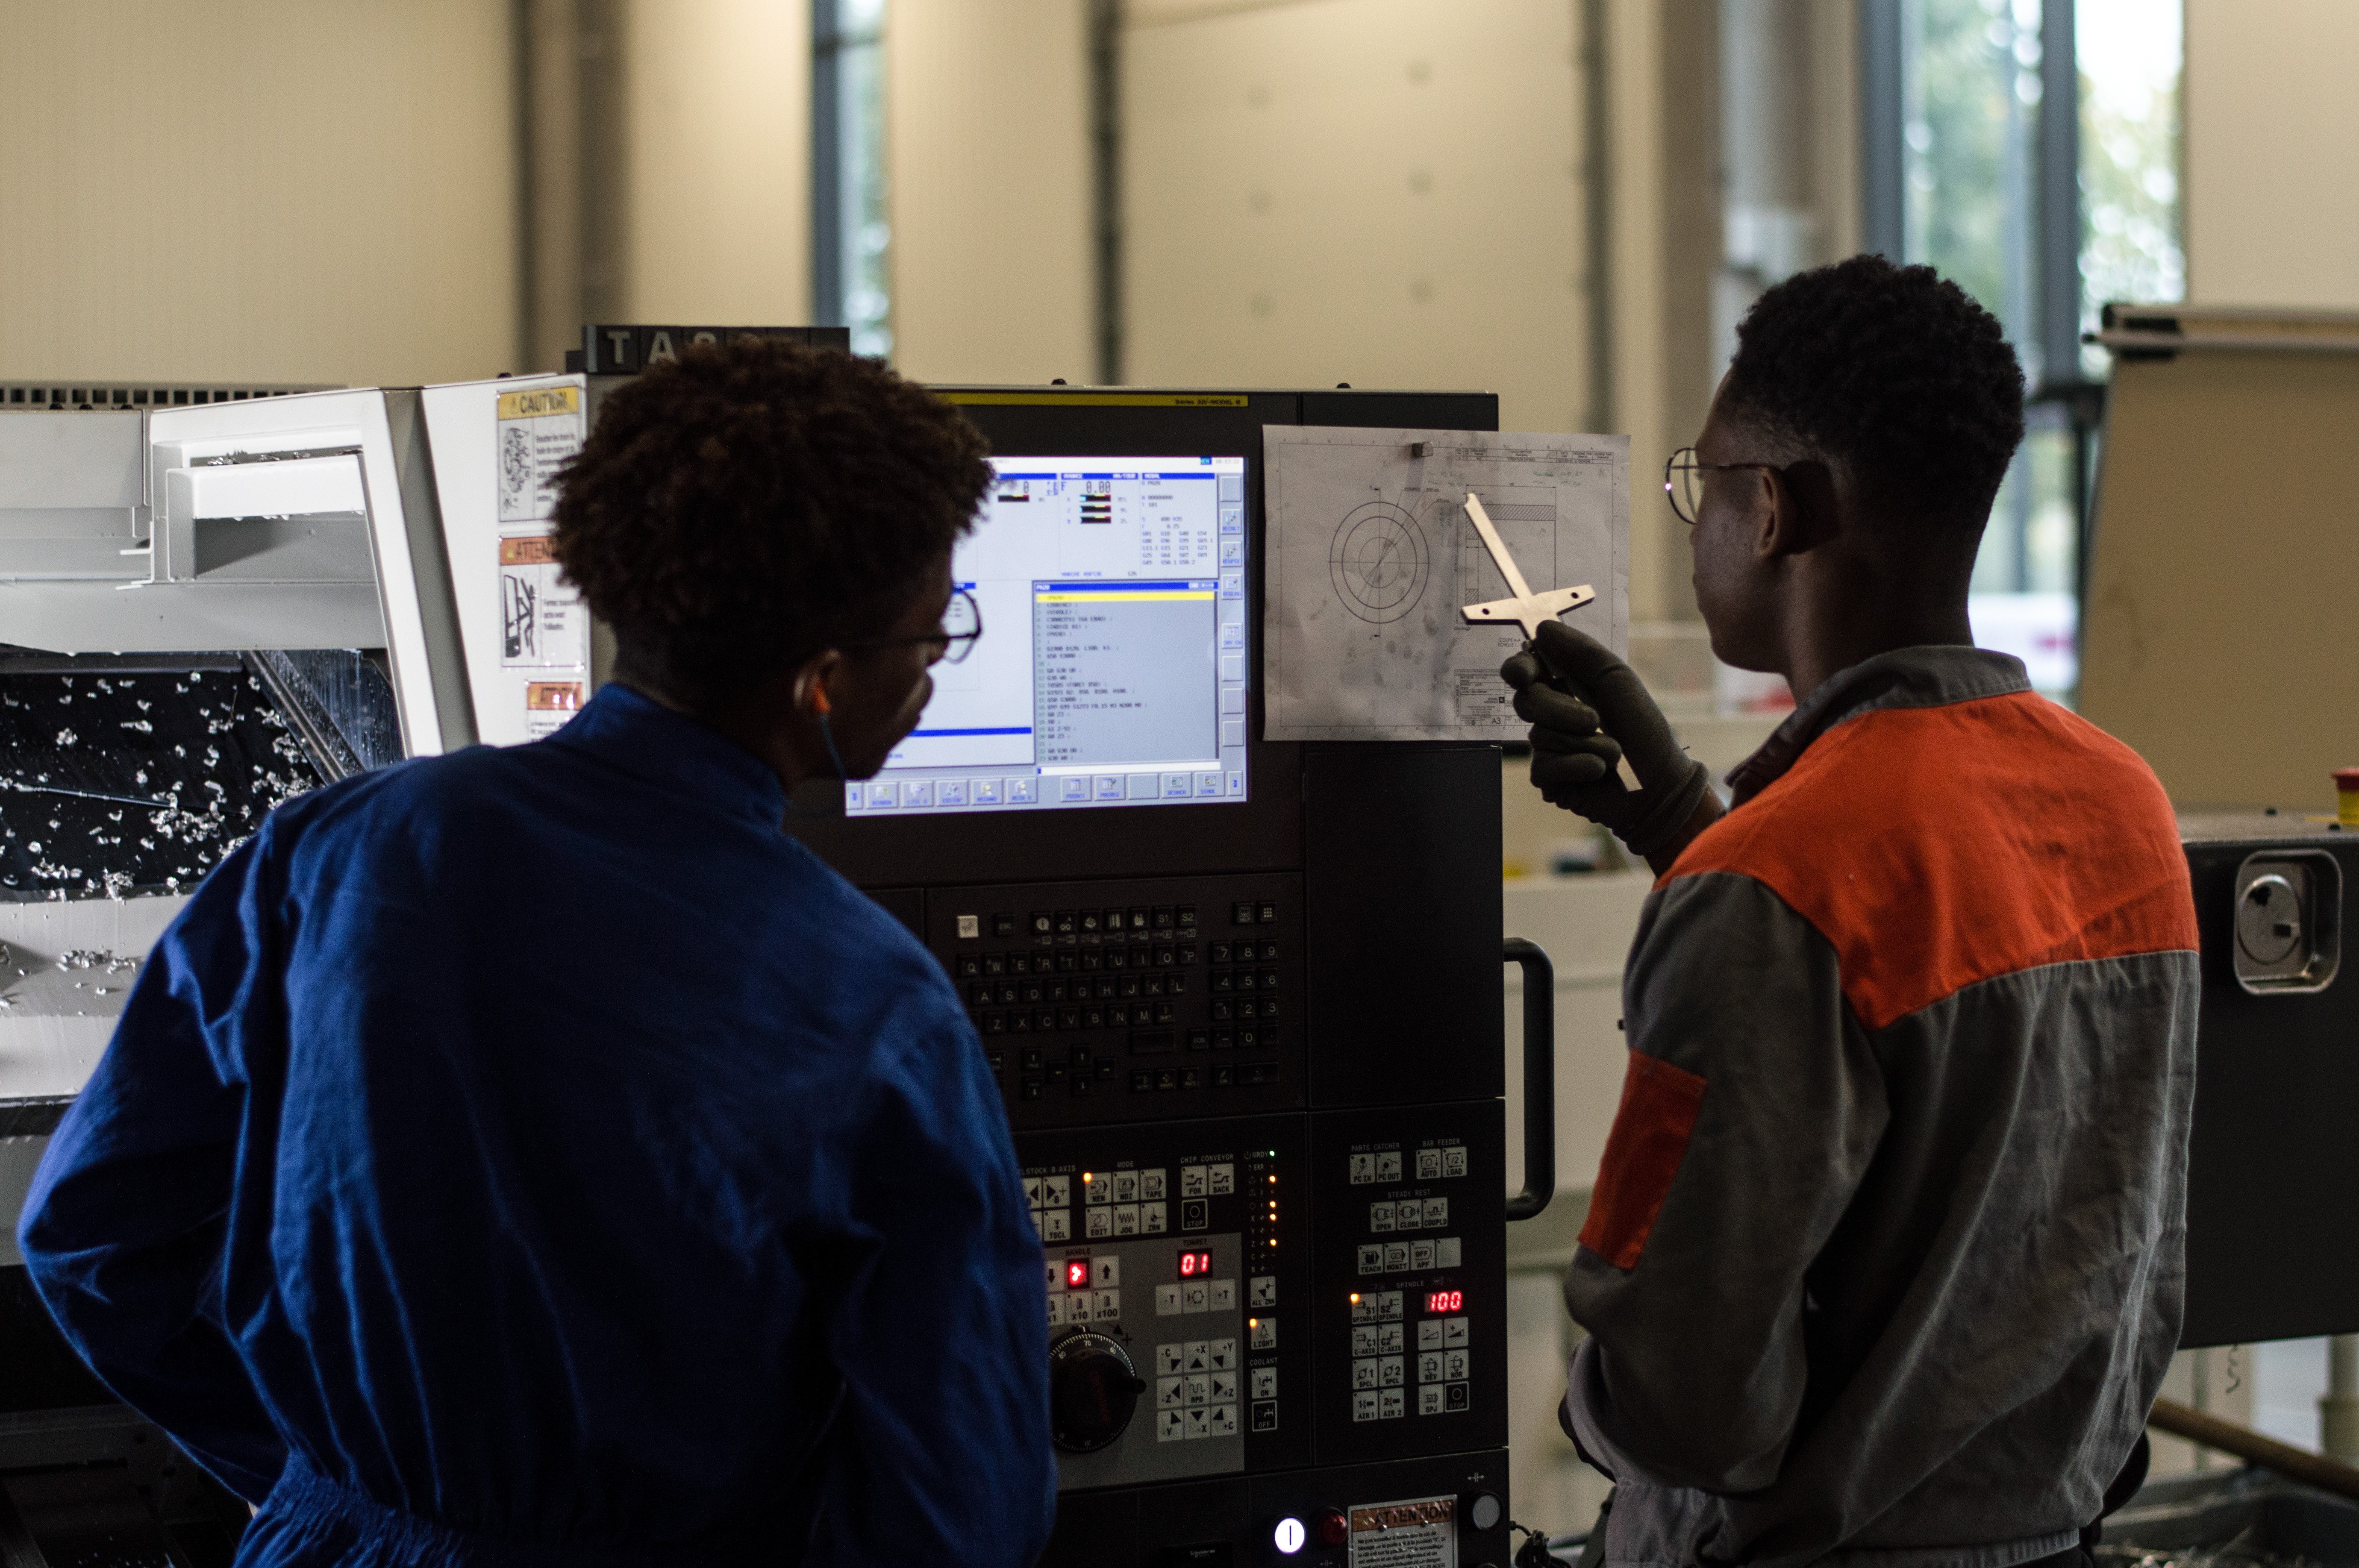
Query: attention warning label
1348 1495 1456 1568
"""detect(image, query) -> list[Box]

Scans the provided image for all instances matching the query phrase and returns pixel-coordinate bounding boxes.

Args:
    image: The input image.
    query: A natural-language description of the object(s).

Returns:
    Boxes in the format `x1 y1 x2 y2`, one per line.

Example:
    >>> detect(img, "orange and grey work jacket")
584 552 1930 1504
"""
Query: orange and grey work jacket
1563 646 2200 1568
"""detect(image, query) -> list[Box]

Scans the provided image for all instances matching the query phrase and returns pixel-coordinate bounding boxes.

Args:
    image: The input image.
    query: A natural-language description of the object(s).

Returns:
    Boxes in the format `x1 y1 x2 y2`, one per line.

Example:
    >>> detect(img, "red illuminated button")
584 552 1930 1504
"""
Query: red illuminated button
1317 1509 1349 1547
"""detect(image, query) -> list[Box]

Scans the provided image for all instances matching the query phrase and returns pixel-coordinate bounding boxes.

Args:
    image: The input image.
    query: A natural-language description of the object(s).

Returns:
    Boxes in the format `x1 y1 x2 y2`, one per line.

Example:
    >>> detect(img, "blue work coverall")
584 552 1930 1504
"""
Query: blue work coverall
17 684 1056 1567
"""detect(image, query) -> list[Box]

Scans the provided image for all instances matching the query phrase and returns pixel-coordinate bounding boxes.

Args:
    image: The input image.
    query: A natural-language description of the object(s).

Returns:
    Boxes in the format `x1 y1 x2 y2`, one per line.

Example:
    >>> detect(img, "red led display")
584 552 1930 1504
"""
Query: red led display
1426 1289 1463 1313
1067 1260 1092 1290
1178 1249 1213 1277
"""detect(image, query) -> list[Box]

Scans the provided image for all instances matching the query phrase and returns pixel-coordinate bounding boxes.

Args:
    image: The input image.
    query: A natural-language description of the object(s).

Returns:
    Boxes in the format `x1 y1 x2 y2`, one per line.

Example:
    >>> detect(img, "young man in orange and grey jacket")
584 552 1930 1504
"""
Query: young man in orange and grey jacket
1505 255 2197 1568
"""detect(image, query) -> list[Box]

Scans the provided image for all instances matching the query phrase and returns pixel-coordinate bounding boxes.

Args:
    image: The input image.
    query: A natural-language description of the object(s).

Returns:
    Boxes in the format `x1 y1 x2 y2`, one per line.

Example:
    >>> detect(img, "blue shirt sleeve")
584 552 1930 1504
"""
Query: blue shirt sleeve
15 833 289 1503
806 1000 1055 1566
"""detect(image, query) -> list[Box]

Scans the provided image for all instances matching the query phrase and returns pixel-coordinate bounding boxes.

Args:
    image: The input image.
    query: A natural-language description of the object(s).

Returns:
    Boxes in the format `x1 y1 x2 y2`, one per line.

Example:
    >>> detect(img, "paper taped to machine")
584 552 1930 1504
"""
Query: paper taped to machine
1261 425 1629 742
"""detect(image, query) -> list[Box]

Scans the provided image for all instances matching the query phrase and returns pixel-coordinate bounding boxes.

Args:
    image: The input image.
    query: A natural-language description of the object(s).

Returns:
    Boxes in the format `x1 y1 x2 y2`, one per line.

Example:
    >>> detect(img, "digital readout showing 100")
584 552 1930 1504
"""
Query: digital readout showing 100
1426 1289 1464 1314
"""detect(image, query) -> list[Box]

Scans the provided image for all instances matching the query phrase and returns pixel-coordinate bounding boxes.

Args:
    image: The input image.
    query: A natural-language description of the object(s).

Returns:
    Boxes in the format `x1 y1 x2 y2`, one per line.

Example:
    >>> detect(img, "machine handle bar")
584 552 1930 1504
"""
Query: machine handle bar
1503 937 1555 1222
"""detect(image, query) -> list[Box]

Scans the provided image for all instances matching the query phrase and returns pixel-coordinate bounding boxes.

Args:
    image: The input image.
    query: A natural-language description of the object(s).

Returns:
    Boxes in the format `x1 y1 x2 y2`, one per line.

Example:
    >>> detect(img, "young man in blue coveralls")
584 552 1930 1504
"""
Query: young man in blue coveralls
1506 258 2197 1568
17 341 1056 1567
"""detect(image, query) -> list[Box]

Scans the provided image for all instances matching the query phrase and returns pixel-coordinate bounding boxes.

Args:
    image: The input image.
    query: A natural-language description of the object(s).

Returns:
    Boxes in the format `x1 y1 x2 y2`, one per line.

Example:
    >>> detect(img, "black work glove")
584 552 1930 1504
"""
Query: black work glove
1500 621 1711 861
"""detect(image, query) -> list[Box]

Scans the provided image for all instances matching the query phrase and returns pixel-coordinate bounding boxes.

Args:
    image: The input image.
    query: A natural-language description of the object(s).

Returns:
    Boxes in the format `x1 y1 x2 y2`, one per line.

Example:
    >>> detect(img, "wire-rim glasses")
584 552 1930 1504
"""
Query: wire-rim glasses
1664 446 1779 526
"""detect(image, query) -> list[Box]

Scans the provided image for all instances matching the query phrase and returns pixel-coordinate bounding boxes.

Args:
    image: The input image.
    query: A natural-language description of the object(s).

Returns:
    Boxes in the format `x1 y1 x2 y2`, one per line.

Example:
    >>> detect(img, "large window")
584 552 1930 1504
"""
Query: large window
1871 0 2182 696
812 0 892 357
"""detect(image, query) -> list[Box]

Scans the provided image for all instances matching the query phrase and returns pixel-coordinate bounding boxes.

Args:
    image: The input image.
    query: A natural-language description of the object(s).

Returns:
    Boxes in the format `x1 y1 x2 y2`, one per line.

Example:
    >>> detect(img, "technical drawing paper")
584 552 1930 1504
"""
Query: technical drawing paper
1263 426 1628 741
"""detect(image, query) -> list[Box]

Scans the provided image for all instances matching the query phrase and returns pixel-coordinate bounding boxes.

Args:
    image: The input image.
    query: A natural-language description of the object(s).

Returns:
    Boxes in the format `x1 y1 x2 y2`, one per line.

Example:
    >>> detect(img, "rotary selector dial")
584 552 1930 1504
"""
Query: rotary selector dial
1048 1332 1146 1452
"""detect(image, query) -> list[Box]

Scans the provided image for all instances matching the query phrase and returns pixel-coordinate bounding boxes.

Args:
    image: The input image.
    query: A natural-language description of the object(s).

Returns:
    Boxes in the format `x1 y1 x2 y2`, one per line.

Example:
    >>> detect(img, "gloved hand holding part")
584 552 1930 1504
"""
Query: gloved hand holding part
1500 620 1721 871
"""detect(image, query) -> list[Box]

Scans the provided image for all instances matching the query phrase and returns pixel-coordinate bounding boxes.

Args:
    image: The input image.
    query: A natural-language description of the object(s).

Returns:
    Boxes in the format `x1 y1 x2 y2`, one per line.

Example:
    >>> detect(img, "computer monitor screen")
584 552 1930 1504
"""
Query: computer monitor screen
847 454 1249 816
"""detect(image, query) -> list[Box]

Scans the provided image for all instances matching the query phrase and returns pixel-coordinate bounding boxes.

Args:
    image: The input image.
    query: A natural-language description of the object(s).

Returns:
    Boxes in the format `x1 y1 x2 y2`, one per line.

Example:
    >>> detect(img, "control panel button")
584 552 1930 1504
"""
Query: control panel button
1112 1204 1140 1236
1042 1212 1071 1242
1083 1174 1111 1205
1377 1152 1403 1182
1422 1197 1448 1227
1380 1356 1405 1389
1141 1169 1168 1200
1207 1163 1234 1195
1445 1148 1469 1178
1155 1285 1182 1316
1444 1315 1468 1347
1209 1279 1236 1312
1207 1337 1236 1370
1041 1175 1070 1207
1180 1165 1207 1198
1379 1323 1405 1355
1379 1291 1403 1320
1250 1367 1277 1400
1250 1317 1277 1349
1249 1275 1277 1308
1357 1245 1384 1276
1092 1257 1121 1287
1111 1171 1139 1202
1143 1202 1168 1234
1180 1199 1209 1230
1156 1343 1185 1375
1417 1149 1441 1180
1436 1237 1462 1268
1085 1209 1112 1239
1380 1387 1406 1419
1370 1202 1395 1233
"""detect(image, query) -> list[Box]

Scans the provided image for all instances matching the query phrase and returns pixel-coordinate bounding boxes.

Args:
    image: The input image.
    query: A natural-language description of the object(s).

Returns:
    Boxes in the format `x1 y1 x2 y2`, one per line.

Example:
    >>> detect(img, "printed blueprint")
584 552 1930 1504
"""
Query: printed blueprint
1262 426 1628 741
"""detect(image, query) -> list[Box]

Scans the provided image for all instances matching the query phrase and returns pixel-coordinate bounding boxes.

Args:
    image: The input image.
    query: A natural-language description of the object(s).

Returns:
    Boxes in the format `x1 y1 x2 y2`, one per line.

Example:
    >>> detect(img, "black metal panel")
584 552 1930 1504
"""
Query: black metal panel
1303 746 1503 1109
2180 834 2359 1347
1298 391 1495 431
1038 1448 1510 1568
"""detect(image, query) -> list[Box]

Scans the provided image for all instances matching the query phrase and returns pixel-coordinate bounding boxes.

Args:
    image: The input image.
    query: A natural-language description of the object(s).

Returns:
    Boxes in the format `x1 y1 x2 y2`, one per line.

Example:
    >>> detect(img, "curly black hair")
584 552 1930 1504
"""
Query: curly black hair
551 338 991 698
1720 254 2025 537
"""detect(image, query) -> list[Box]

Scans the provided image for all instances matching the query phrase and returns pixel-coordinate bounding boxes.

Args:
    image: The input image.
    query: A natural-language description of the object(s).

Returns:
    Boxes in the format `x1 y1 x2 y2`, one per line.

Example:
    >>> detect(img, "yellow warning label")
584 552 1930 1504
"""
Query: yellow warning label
941 392 1251 408
524 681 584 712
499 535 557 566
496 385 582 421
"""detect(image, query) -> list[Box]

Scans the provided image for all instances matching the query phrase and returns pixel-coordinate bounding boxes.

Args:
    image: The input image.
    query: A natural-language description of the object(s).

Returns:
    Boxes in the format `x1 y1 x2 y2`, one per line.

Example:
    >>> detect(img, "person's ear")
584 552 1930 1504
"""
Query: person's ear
793 650 843 719
1759 460 1839 558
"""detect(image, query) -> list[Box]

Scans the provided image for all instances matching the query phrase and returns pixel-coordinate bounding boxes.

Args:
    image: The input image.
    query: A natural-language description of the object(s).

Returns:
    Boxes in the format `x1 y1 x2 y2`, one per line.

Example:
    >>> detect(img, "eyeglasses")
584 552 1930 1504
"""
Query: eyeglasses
841 587 983 666
1664 446 1780 526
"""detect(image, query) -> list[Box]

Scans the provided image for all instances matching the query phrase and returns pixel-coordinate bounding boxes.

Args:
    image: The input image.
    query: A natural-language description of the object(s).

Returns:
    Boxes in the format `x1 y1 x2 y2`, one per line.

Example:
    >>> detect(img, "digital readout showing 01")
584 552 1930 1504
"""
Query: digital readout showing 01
1426 1289 1464 1314
1177 1249 1214 1278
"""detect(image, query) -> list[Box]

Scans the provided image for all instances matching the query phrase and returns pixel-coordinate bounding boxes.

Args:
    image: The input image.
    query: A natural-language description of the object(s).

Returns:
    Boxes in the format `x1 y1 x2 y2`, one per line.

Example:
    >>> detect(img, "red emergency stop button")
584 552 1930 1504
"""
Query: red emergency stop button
1317 1509 1349 1547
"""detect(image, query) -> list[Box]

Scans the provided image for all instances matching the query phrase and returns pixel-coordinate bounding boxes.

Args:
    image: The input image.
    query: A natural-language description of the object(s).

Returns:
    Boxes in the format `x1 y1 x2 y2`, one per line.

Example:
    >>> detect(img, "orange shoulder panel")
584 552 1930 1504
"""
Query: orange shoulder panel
1665 692 2197 1031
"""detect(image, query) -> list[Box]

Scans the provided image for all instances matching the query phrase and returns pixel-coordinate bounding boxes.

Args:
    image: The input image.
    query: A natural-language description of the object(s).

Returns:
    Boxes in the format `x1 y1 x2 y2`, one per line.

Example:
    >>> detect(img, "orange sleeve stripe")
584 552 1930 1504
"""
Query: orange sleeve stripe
1665 692 2198 1031
1578 1051 1708 1270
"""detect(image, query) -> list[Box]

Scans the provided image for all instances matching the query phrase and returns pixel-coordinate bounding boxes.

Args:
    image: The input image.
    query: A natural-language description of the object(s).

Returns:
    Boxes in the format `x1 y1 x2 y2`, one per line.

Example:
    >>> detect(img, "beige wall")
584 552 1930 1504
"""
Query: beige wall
0 1 518 388
1122 0 1588 425
2186 0 2359 308
888 0 1094 384
612 0 812 326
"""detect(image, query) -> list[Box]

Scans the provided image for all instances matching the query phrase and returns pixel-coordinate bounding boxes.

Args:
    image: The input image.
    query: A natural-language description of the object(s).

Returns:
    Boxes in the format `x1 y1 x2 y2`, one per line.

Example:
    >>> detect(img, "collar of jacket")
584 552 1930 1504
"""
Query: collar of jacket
1723 644 2033 807
544 681 790 829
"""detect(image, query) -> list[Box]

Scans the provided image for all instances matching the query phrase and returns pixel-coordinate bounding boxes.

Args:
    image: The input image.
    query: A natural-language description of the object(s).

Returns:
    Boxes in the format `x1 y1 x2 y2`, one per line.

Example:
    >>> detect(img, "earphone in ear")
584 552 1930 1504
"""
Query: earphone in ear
810 678 832 717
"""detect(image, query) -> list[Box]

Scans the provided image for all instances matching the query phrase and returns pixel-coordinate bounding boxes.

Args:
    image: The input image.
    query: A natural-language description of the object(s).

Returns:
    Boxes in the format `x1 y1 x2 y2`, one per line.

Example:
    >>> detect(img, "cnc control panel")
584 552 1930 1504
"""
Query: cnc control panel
1019 1115 1311 1490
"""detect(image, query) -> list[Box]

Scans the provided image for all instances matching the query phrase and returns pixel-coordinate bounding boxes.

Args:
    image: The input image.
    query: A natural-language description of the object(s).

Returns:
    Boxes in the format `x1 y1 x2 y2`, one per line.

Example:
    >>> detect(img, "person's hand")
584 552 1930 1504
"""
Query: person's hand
1500 621 1715 863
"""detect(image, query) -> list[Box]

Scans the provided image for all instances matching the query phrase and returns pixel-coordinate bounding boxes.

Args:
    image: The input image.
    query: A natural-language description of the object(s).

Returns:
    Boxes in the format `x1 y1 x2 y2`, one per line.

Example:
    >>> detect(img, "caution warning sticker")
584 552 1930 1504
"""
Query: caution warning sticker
1348 1495 1456 1568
